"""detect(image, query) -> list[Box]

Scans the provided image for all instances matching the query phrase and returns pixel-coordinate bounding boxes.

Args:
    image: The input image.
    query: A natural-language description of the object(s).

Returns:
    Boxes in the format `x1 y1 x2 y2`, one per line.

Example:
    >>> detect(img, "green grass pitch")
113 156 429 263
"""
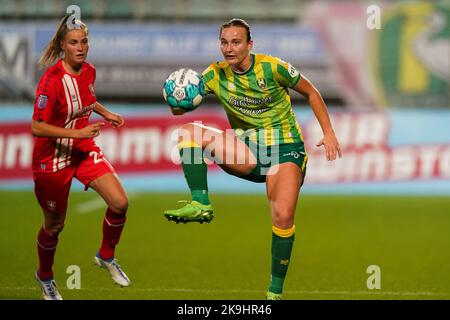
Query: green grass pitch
0 191 449 300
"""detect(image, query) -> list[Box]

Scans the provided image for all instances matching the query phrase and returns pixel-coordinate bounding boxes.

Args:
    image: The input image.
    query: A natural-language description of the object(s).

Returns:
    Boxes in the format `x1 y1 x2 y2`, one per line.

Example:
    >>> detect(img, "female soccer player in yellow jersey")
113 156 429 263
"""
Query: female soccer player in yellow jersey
164 19 342 300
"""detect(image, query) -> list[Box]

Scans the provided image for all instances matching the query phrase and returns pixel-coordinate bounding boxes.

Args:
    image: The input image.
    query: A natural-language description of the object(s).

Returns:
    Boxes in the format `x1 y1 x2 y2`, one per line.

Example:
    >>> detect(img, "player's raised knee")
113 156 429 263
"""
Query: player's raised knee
178 122 209 148
179 122 196 132
177 123 197 143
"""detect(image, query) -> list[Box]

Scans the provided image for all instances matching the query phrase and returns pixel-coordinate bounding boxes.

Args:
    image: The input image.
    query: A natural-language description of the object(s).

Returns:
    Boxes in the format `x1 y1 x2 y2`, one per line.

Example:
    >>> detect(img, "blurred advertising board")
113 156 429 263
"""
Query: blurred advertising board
1 107 450 194
1 1 448 108
304 1 449 109
0 22 338 100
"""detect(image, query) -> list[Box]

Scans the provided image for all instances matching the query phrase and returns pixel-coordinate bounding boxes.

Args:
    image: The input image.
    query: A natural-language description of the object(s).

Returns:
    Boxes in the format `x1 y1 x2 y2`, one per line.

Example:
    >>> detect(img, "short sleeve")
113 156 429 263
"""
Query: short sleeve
201 65 216 95
32 72 58 122
274 58 301 88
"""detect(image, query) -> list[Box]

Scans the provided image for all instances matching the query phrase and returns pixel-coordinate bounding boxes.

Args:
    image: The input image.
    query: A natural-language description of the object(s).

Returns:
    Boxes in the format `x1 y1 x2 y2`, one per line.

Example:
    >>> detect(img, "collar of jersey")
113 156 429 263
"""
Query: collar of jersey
230 53 255 76
59 59 85 77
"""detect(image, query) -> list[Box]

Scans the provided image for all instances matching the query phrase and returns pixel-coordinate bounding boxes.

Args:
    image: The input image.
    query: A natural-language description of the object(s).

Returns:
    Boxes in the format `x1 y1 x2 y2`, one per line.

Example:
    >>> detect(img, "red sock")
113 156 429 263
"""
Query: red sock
37 227 58 280
99 207 126 260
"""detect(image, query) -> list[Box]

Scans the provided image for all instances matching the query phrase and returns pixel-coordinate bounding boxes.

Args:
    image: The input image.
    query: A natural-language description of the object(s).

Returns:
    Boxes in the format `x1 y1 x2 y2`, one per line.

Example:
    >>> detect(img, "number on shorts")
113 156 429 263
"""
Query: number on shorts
89 151 104 164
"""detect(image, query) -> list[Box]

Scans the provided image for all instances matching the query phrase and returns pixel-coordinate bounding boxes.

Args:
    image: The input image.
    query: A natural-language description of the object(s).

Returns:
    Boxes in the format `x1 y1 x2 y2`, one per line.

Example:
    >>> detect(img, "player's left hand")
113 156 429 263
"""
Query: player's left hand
103 111 125 128
316 131 342 161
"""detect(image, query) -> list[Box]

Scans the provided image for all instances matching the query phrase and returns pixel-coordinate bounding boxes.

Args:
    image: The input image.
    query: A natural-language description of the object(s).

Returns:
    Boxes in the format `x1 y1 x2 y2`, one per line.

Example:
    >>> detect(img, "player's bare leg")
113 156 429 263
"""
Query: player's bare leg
89 173 128 215
265 162 303 300
178 122 256 177
164 122 256 223
89 173 131 287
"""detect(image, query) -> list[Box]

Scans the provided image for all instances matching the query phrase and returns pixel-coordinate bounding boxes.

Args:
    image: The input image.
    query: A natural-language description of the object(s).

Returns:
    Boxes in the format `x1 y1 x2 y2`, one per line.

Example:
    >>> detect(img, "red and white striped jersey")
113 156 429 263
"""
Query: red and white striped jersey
32 59 98 172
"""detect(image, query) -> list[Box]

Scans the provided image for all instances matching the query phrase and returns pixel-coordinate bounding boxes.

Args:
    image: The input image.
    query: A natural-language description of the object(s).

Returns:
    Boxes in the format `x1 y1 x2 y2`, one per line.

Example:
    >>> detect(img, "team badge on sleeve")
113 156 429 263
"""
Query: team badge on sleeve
277 58 300 78
288 64 299 78
37 95 48 109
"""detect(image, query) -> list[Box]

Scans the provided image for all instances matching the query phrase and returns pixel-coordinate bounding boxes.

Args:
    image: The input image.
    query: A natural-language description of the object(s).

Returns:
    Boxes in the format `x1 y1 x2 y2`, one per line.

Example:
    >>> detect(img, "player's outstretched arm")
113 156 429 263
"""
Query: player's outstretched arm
293 75 342 161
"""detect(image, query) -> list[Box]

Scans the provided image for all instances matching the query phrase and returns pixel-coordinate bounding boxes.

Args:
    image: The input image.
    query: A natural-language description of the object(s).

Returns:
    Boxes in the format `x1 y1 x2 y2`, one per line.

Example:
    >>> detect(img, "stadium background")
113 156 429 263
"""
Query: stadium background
0 0 449 300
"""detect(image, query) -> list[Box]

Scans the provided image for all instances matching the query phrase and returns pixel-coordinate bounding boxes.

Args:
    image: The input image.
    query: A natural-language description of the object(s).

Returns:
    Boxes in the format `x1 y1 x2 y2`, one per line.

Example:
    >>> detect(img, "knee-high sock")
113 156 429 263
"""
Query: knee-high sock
269 225 296 294
179 141 210 205
99 207 127 260
37 226 59 280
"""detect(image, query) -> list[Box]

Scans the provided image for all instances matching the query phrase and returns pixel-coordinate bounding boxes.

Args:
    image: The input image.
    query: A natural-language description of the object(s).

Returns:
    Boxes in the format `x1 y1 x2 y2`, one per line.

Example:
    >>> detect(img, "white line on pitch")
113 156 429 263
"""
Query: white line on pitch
76 193 138 214
1 286 449 297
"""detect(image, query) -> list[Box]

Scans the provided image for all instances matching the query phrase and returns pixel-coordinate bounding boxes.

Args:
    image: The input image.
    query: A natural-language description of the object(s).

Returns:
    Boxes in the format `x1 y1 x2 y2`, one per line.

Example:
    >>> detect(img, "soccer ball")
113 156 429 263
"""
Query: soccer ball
163 68 205 111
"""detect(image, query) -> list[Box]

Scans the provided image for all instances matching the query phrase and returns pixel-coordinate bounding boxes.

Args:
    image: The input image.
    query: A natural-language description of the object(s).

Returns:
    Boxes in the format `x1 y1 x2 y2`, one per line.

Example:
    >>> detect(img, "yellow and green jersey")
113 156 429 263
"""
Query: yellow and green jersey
202 53 304 146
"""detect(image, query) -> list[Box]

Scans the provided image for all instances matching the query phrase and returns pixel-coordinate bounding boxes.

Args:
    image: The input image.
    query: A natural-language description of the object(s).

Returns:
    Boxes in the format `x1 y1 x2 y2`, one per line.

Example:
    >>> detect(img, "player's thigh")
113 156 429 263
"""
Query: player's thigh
265 162 303 227
75 150 127 212
33 168 74 227
181 122 256 176
213 131 257 176
89 173 128 213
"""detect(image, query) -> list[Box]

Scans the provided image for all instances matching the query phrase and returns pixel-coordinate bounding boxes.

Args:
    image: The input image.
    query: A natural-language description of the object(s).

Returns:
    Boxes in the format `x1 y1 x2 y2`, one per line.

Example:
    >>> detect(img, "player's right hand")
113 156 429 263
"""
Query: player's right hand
77 122 105 138
316 131 342 161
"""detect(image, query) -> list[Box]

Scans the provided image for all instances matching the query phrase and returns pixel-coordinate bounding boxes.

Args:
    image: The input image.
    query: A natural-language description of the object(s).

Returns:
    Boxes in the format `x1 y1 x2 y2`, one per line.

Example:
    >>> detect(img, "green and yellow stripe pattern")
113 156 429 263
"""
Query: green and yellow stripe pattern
202 53 304 146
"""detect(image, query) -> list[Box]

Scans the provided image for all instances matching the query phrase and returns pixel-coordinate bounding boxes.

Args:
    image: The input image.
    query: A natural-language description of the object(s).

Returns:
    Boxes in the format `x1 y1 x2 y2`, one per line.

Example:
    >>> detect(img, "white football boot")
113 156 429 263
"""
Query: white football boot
35 271 63 300
94 253 131 287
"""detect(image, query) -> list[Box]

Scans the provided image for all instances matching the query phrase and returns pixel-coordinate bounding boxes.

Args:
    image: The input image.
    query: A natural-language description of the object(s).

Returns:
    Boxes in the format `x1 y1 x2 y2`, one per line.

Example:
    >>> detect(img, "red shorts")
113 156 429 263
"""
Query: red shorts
33 151 115 213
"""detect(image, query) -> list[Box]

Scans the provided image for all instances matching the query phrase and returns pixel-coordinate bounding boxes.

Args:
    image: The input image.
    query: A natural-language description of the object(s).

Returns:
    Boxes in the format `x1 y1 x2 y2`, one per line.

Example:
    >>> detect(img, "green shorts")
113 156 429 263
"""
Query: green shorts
237 140 308 183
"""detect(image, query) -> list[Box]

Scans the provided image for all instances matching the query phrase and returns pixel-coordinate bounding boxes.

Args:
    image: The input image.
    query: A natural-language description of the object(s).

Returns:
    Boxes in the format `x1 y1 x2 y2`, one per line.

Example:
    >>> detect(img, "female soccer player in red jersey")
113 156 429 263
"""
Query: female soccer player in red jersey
32 15 130 300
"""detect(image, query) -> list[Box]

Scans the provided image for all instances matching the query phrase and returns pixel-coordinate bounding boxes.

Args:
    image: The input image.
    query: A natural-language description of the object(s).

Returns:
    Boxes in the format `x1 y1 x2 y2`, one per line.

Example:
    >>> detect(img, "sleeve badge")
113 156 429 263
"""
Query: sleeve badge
37 95 48 109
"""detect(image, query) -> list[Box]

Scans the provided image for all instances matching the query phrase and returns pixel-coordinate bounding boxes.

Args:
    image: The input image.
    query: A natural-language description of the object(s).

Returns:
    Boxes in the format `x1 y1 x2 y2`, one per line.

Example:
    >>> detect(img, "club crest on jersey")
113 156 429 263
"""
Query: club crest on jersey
37 95 48 109
257 78 267 90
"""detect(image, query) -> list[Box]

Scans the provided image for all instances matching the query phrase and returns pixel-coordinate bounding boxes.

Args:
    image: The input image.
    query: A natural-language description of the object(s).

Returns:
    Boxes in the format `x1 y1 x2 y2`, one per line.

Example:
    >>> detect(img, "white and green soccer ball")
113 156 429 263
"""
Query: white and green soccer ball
163 68 205 112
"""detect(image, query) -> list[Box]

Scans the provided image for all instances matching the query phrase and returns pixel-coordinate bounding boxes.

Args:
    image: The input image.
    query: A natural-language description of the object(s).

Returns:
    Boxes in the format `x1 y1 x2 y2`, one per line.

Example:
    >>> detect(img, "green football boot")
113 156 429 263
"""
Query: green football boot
266 291 282 300
164 200 214 224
